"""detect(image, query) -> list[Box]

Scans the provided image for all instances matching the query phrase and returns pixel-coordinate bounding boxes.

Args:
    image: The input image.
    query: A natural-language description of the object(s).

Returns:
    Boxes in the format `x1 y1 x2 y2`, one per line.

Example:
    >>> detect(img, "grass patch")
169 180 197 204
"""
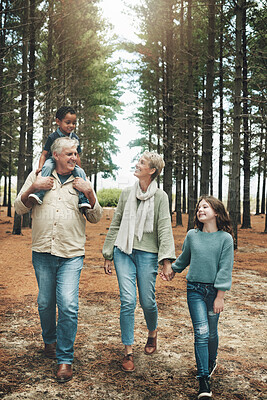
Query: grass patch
97 188 122 207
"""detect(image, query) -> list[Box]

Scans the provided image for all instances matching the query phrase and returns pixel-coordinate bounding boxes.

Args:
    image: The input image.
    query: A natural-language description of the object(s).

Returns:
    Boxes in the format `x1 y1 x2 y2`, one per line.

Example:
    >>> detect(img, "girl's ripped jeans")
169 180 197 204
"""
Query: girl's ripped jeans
187 281 220 377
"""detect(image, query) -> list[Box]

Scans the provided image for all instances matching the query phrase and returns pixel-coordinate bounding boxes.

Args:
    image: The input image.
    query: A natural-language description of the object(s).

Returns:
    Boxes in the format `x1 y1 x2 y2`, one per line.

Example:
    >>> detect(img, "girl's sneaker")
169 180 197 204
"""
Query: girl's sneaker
198 376 212 399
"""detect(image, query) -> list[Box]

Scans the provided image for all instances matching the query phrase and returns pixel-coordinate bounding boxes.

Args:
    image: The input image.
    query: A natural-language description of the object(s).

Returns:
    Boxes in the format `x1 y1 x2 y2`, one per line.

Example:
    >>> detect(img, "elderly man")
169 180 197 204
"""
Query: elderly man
14 137 102 383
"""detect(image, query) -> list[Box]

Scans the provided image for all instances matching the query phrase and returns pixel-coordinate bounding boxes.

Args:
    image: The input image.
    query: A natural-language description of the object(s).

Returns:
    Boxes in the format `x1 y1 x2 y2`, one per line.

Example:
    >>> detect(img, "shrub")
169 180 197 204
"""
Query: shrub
97 188 122 207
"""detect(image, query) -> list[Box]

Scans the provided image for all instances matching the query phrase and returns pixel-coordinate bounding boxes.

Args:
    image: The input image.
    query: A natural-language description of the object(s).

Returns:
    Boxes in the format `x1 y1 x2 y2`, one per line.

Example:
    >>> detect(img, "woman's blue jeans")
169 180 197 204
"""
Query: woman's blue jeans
187 281 220 377
113 247 158 345
32 252 83 364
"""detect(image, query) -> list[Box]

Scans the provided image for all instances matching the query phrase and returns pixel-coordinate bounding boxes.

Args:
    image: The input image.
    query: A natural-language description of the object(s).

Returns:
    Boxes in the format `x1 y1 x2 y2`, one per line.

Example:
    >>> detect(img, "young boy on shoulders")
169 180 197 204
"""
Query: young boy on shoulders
29 106 91 210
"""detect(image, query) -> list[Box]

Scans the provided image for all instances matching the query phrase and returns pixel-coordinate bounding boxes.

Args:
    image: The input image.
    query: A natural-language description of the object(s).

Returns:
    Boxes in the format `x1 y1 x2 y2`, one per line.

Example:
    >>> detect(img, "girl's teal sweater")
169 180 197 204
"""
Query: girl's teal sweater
172 229 234 291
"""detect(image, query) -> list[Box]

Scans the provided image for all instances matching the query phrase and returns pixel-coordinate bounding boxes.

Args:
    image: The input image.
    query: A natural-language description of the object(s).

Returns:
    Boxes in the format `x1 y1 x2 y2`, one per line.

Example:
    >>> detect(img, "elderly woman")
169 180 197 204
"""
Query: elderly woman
102 151 175 372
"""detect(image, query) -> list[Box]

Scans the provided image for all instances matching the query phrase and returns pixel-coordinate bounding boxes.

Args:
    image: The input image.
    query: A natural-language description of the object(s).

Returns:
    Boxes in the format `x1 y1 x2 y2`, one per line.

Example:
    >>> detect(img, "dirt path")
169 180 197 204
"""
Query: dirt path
0 207 266 399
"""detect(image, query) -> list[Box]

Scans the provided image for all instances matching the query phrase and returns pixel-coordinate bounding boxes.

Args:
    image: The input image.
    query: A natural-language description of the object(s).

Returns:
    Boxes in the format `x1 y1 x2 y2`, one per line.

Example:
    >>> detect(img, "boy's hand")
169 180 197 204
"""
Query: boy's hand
33 175 54 191
104 259 113 275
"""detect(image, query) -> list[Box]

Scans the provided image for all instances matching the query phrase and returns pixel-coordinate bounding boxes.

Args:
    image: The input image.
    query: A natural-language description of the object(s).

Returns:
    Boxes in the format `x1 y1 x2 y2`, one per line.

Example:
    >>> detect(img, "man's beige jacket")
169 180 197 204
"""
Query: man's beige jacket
14 171 102 258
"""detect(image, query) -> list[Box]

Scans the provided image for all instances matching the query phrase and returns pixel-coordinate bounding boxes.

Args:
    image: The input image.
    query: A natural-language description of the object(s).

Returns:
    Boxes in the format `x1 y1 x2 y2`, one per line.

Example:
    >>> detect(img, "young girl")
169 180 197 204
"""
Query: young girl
161 196 234 399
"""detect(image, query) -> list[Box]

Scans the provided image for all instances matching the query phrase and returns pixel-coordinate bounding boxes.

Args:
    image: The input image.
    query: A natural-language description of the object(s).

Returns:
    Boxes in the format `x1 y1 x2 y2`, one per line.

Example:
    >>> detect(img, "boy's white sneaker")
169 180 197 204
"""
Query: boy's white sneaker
28 194 43 205
79 203 91 209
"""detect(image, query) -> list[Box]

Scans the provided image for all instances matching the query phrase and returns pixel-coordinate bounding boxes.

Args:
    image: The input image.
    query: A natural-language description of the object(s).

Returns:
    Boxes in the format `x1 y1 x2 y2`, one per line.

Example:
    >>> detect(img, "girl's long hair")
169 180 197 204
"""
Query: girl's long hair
194 195 234 238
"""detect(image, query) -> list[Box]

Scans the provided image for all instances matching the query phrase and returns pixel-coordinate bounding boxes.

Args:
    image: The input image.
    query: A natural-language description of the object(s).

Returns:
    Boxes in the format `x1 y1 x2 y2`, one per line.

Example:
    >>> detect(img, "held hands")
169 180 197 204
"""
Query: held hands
160 260 175 281
104 259 113 275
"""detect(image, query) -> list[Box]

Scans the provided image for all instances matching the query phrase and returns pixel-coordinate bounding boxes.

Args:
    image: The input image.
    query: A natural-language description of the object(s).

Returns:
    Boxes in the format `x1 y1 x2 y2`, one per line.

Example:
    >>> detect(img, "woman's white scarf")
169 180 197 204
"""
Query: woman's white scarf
115 180 158 255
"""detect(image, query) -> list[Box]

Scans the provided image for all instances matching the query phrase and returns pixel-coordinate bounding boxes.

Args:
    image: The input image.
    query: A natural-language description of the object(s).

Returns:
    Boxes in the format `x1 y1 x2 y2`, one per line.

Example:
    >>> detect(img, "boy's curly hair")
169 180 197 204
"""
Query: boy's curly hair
56 106 76 121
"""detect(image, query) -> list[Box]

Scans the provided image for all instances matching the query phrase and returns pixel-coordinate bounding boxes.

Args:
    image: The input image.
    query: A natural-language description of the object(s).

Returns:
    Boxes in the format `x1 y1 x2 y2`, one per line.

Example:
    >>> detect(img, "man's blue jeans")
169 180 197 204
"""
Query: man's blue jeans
32 252 83 364
36 157 89 204
113 247 159 345
187 281 220 377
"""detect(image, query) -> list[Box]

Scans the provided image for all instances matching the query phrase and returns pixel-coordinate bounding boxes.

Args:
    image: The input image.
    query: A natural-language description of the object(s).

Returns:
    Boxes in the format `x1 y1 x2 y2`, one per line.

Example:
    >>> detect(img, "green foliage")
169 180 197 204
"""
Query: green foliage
0 0 122 187
125 0 266 206
97 188 122 207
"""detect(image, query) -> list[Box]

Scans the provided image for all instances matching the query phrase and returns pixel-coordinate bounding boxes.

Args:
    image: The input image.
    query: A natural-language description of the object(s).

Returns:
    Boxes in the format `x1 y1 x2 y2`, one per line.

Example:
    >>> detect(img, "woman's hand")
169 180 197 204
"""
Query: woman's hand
213 290 225 313
160 259 175 281
104 259 113 275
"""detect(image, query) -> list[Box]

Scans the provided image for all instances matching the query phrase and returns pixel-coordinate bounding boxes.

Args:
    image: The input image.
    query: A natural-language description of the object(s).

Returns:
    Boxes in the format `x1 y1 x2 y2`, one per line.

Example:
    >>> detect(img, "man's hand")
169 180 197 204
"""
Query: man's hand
73 177 93 193
73 178 96 208
104 259 113 275
33 174 54 191
20 174 54 208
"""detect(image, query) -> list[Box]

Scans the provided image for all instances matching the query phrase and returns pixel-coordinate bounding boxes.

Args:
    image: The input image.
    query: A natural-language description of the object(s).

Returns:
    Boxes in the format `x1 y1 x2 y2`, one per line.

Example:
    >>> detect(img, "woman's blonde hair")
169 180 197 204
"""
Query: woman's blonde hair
142 151 165 181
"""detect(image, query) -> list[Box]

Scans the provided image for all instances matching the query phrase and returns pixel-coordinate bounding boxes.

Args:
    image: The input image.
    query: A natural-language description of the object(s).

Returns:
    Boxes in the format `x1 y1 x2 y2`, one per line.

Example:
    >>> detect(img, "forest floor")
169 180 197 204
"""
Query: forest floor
0 207 266 400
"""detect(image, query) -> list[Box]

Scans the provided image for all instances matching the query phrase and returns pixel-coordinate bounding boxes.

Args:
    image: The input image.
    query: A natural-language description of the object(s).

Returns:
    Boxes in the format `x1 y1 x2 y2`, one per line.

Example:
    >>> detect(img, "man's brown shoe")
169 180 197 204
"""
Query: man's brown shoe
122 354 135 372
56 364 73 383
44 342 56 359
144 332 157 355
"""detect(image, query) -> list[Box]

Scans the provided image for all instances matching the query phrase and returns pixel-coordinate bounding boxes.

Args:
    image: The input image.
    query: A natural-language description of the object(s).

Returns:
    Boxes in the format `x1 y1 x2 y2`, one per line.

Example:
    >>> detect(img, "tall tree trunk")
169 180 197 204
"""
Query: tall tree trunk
255 126 263 214
187 0 194 230
182 159 186 213
13 0 29 235
218 0 224 201
175 156 183 225
175 0 184 226
26 0 35 176
23 0 36 228
0 0 6 184
264 194 267 233
2 175 7 206
93 173 97 193
200 0 216 195
241 0 251 229
161 41 167 193
194 94 199 204
43 0 54 141
7 89 14 217
163 0 174 214
229 0 243 249
7 134 12 218
194 129 199 204
56 1 66 106
261 133 266 214
156 61 161 190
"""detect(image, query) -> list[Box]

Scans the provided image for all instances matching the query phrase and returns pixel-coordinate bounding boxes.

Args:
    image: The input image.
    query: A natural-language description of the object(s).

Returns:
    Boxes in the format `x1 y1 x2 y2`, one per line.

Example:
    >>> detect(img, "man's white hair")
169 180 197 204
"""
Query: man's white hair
51 137 79 157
